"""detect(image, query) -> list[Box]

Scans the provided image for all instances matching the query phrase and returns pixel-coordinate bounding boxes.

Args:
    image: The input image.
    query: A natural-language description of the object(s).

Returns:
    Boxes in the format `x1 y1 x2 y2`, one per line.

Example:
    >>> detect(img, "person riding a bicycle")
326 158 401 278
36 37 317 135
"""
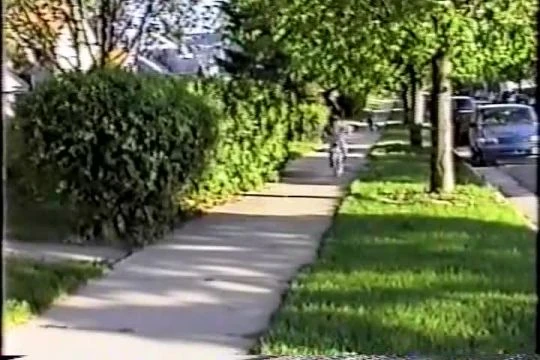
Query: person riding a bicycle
321 88 349 172
327 122 348 168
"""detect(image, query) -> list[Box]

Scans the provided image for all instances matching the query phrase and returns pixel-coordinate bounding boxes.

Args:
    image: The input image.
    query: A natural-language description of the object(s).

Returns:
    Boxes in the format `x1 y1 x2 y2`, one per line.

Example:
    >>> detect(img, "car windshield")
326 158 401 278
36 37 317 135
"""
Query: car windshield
480 107 536 125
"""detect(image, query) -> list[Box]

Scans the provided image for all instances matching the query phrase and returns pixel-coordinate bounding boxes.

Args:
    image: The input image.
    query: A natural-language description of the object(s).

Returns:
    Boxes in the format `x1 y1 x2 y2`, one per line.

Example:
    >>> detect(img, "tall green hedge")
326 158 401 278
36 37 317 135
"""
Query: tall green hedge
12 71 328 248
177 78 328 210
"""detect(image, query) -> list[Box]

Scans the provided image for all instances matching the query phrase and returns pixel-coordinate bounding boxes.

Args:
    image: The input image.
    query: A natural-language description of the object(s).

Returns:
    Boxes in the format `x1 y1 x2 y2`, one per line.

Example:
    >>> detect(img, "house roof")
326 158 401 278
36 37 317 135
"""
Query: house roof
167 57 201 74
185 33 222 47
148 34 181 50
137 56 172 74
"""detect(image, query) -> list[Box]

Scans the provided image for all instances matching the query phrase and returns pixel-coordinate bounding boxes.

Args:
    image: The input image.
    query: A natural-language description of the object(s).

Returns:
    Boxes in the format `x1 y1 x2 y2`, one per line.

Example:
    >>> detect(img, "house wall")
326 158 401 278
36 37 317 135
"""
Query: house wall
3 67 29 119
3 93 16 119
55 20 98 71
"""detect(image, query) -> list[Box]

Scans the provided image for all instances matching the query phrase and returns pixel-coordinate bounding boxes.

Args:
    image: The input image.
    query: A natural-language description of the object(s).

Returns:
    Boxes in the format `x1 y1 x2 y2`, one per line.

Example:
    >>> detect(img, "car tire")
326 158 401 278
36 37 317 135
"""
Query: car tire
471 148 485 167
460 132 470 147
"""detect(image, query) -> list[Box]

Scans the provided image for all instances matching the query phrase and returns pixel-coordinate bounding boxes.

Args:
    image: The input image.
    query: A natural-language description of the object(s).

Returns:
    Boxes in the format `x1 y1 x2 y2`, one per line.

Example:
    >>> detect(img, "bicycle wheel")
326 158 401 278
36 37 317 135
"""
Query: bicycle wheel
333 152 343 177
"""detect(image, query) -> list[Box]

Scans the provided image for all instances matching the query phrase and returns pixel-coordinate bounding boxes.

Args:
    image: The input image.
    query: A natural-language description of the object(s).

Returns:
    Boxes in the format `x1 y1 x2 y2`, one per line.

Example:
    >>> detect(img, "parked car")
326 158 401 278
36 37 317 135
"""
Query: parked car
452 96 476 146
474 99 491 106
469 104 538 166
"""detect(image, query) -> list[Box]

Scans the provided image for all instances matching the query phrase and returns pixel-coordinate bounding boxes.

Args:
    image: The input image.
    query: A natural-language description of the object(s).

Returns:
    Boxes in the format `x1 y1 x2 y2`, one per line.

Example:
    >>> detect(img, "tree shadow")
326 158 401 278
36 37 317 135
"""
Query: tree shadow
255 212 535 355
6 210 535 357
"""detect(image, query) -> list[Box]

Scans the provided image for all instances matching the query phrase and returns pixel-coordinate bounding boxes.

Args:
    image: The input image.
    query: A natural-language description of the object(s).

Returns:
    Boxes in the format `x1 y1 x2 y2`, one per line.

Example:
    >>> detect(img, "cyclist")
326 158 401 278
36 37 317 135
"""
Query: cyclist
327 122 348 168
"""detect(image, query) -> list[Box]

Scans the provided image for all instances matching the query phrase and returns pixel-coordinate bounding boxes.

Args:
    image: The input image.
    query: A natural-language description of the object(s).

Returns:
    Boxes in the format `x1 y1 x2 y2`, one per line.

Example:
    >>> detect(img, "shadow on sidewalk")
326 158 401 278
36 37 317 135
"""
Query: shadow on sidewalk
9 129 533 355
13 210 534 355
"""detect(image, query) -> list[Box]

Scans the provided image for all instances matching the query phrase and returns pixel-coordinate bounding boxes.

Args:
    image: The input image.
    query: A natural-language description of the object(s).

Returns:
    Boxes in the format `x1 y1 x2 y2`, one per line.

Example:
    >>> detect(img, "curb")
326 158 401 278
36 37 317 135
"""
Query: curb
454 150 538 231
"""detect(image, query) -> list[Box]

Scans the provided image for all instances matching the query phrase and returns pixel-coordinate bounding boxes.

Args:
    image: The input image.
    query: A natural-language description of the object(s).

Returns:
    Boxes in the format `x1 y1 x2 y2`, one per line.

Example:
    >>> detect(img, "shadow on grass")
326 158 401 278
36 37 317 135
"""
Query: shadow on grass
369 142 429 156
5 258 104 328
363 140 477 187
6 184 73 243
258 212 535 355
7 212 534 356
257 131 536 355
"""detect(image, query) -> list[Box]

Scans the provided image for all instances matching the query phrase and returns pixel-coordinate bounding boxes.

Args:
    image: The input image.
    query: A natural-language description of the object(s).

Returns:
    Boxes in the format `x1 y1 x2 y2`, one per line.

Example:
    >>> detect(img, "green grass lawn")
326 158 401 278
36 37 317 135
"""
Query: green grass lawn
257 128 535 355
5 258 104 328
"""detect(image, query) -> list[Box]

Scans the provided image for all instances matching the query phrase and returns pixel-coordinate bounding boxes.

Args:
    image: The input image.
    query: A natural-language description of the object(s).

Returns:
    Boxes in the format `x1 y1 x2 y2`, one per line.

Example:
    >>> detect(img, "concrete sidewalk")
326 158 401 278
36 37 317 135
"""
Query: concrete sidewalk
5 130 380 360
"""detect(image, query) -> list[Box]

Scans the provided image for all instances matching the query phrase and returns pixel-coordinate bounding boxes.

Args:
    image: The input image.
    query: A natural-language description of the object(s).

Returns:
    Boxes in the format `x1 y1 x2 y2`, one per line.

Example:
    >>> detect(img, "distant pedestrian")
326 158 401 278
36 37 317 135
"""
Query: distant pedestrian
367 115 374 131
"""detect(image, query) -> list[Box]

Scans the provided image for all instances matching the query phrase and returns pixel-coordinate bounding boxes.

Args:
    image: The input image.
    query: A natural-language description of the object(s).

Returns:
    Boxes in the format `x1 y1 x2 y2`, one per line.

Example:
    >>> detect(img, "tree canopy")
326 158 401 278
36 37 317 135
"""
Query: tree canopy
220 0 536 192
5 0 208 72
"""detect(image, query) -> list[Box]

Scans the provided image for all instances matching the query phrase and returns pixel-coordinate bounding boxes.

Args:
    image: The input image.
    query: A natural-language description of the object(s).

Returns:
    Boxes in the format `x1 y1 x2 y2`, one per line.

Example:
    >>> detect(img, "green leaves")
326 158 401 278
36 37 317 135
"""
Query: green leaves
176 77 328 211
14 69 219 247
13 70 328 248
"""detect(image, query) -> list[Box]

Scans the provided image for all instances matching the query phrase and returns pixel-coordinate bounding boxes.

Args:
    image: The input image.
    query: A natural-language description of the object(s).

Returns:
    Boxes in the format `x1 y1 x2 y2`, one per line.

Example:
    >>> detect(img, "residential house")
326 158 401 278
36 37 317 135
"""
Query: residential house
2 65 30 120
7 0 101 84
140 32 225 76
135 34 185 74
7 0 159 84
183 32 225 76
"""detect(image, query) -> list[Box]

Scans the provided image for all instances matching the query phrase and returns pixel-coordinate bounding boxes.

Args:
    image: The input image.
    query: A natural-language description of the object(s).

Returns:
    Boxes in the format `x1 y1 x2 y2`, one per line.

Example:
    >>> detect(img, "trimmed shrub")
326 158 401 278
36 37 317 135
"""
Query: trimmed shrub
14 70 218 247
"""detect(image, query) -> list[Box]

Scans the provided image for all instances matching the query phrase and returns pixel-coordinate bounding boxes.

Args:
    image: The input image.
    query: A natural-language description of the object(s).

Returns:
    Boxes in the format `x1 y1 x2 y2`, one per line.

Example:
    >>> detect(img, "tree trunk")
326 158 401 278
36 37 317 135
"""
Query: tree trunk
429 50 455 193
401 83 410 125
409 66 423 148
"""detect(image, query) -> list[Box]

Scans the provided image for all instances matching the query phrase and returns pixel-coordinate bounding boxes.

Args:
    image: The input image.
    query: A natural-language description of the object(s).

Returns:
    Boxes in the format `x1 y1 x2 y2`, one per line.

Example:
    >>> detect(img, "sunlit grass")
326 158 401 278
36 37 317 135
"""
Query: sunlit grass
5 258 104 328
258 127 535 355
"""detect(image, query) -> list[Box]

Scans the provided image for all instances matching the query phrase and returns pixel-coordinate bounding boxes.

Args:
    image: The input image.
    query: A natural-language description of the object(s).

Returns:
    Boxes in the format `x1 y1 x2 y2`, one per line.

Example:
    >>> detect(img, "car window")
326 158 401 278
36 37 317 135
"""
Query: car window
453 99 474 111
480 108 535 125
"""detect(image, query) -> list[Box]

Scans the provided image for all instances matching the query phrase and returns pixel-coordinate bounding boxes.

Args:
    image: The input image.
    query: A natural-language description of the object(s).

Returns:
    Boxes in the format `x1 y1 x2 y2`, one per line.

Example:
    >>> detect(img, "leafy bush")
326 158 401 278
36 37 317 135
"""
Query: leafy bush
12 71 327 248
289 102 328 142
176 78 328 211
14 70 218 247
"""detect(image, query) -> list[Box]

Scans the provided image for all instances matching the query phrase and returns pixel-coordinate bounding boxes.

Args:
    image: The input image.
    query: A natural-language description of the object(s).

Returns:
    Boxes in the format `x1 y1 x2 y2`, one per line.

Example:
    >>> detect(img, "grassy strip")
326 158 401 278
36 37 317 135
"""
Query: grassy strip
5 258 105 328
258 127 535 355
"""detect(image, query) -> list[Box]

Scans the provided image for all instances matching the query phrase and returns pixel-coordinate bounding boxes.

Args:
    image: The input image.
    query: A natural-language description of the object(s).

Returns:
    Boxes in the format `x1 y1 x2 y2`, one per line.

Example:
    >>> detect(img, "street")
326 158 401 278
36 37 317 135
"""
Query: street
499 163 537 195
454 147 537 194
